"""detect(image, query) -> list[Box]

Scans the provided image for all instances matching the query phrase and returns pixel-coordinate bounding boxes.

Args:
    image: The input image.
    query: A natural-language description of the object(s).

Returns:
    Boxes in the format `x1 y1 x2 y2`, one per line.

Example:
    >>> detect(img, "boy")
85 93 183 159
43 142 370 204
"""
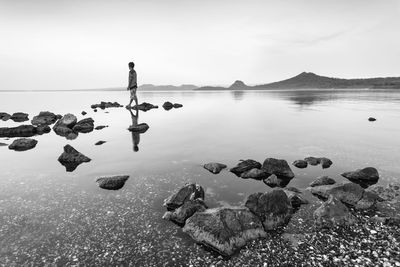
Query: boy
126 62 138 108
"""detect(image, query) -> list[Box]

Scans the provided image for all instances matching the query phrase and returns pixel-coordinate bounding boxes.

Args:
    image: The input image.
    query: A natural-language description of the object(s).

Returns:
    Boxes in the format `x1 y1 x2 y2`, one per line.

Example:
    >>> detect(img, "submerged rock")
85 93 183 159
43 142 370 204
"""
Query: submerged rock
304 157 320 166
230 159 262 177
132 102 158 111
240 168 270 180
162 101 174 110
0 125 39 138
163 183 205 210
263 175 291 188
309 176 336 187
245 189 292 230
58 144 91 172
8 138 38 151
319 157 333 169
95 141 106 146
128 123 149 133
91 101 123 109
163 199 208 226
10 112 29 122
293 160 308 169
0 112 11 121
72 118 94 133
341 167 379 188
314 195 356 228
95 125 108 130
96 175 130 190
183 207 267 256
262 158 294 179
31 111 60 126
203 162 227 174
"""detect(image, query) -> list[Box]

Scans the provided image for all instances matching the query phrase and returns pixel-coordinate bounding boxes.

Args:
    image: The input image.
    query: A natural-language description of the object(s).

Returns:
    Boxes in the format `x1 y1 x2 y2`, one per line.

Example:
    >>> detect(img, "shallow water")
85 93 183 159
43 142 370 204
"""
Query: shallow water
0 89 400 265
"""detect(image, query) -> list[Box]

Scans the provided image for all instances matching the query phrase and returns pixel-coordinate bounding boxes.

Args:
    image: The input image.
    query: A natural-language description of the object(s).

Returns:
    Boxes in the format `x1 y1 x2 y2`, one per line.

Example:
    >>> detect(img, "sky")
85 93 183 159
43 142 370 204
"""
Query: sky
0 0 399 90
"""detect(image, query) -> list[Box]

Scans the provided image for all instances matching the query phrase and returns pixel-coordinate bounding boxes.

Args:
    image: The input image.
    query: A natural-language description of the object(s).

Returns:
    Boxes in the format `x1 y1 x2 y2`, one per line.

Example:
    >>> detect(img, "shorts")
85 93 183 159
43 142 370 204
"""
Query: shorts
130 88 137 99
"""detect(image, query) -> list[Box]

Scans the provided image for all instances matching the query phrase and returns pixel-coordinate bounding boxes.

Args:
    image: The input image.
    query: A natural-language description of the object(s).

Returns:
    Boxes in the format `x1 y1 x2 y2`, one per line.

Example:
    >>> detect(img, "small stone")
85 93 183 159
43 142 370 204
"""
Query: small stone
8 138 38 151
293 160 308 169
203 162 227 174
96 175 130 190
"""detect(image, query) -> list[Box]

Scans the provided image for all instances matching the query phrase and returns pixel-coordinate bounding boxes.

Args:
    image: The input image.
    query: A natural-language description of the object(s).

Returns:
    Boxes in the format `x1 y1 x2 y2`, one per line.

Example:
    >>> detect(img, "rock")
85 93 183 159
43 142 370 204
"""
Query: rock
36 125 51 135
230 159 262 177
58 144 91 172
319 157 333 169
95 125 108 130
0 125 38 138
283 189 309 208
53 114 80 139
128 123 149 133
203 162 227 174
245 189 292 230
293 160 308 169
81 111 87 115
240 168 270 180
285 187 302 194
0 142 8 146
132 102 158 111
94 109 98 112
163 101 174 110
0 112 11 121
96 175 130 190
95 141 106 146
263 175 291 188
304 157 320 166
31 111 59 125
368 183 400 201
309 182 381 210
262 158 294 179
163 183 205 210
183 207 266 256
309 176 336 187
163 199 207 226
91 101 123 109
173 103 183 108
56 114 77 128
72 118 94 133
10 112 29 122
8 138 38 151
314 195 356 228
368 117 376 121
341 167 379 188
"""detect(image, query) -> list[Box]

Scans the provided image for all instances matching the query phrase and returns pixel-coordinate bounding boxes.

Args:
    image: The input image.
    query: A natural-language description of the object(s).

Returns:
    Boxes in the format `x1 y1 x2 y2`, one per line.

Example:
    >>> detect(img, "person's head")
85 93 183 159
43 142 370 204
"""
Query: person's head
133 145 139 152
128 62 135 70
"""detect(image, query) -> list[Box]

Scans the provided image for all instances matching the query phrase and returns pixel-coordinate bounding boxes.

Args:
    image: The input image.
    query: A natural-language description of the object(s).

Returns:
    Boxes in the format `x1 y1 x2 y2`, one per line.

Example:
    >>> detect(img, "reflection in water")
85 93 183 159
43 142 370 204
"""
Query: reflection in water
129 109 140 152
231 90 245 101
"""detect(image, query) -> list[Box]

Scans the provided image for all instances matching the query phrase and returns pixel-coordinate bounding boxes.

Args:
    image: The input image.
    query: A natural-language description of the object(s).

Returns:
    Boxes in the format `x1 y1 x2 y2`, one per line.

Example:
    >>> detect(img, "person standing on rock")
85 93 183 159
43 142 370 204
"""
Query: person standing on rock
126 62 138 108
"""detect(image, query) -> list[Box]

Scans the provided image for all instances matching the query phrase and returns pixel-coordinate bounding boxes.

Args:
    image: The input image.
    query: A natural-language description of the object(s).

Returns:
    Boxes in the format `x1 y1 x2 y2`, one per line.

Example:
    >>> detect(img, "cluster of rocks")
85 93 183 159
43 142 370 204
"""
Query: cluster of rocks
293 156 332 169
162 101 183 111
90 101 123 110
53 114 94 139
58 144 91 172
132 102 158 112
0 112 30 122
0 124 51 138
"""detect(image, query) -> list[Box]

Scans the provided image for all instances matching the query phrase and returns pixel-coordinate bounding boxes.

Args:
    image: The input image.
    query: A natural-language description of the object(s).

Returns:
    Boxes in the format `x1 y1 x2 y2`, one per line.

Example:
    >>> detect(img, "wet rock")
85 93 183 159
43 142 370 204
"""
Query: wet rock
8 138 38 151
368 117 376 121
0 125 38 138
132 102 158 111
91 101 123 109
56 113 77 128
309 182 381 210
341 167 379 188
293 160 308 169
163 199 207 226
203 162 227 174
36 125 51 135
31 111 59 126
245 189 292 230
96 175 130 190
81 111 87 115
10 112 29 122
0 142 8 146
173 103 183 108
162 101 174 110
230 159 262 177
309 176 336 187
283 189 309 208
53 114 80 139
262 158 294 179
94 109 97 112
320 157 333 169
95 141 106 146
163 183 205 210
72 118 94 133
95 125 108 130
263 175 291 188
240 168 270 180
0 112 11 121
304 157 320 166
58 144 91 172
314 195 356 228
128 123 149 133
183 207 267 256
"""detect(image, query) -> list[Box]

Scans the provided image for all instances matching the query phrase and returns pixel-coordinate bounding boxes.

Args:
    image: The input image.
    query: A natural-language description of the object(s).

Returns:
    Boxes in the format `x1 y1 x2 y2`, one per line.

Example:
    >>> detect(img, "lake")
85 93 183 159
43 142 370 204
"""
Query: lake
1 89 400 265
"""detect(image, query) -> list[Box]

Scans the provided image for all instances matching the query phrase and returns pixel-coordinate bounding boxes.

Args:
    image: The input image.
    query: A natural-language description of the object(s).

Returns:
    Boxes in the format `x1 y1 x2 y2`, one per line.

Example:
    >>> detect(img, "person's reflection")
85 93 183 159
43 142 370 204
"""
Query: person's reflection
129 109 140 152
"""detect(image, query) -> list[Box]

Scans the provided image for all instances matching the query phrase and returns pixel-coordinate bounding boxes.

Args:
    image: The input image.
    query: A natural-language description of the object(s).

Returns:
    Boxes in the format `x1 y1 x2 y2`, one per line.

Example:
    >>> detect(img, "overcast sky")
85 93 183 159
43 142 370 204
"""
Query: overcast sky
0 0 399 90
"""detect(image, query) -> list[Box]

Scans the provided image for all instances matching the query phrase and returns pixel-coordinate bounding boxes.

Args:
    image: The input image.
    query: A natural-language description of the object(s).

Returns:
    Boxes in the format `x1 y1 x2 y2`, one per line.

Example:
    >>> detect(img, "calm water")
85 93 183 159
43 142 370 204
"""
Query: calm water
1 89 400 265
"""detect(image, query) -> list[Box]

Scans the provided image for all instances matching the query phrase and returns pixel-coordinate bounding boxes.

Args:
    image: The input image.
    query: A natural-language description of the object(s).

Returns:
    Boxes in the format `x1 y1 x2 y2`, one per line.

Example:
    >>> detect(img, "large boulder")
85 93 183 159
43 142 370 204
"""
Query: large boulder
230 159 262 177
0 125 38 138
8 138 38 151
163 199 207 226
341 167 379 188
314 195 356 228
96 175 130 190
262 158 294 179
245 189 292 230
58 144 91 172
0 112 11 121
203 162 227 174
309 182 381 210
309 176 336 187
132 102 158 111
72 118 94 133
240 168 270 180
163 183 205 210
128 123 149 133
263 174 291 188
292 160 308 169
31 111 60 126
183 207 267 256
10 112 29 122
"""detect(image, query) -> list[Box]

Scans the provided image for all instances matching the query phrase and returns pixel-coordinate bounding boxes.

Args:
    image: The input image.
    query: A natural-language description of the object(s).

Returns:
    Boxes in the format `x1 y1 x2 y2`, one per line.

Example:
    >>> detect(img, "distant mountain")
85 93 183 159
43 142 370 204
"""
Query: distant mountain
196 80 249 91
139 84 198 91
